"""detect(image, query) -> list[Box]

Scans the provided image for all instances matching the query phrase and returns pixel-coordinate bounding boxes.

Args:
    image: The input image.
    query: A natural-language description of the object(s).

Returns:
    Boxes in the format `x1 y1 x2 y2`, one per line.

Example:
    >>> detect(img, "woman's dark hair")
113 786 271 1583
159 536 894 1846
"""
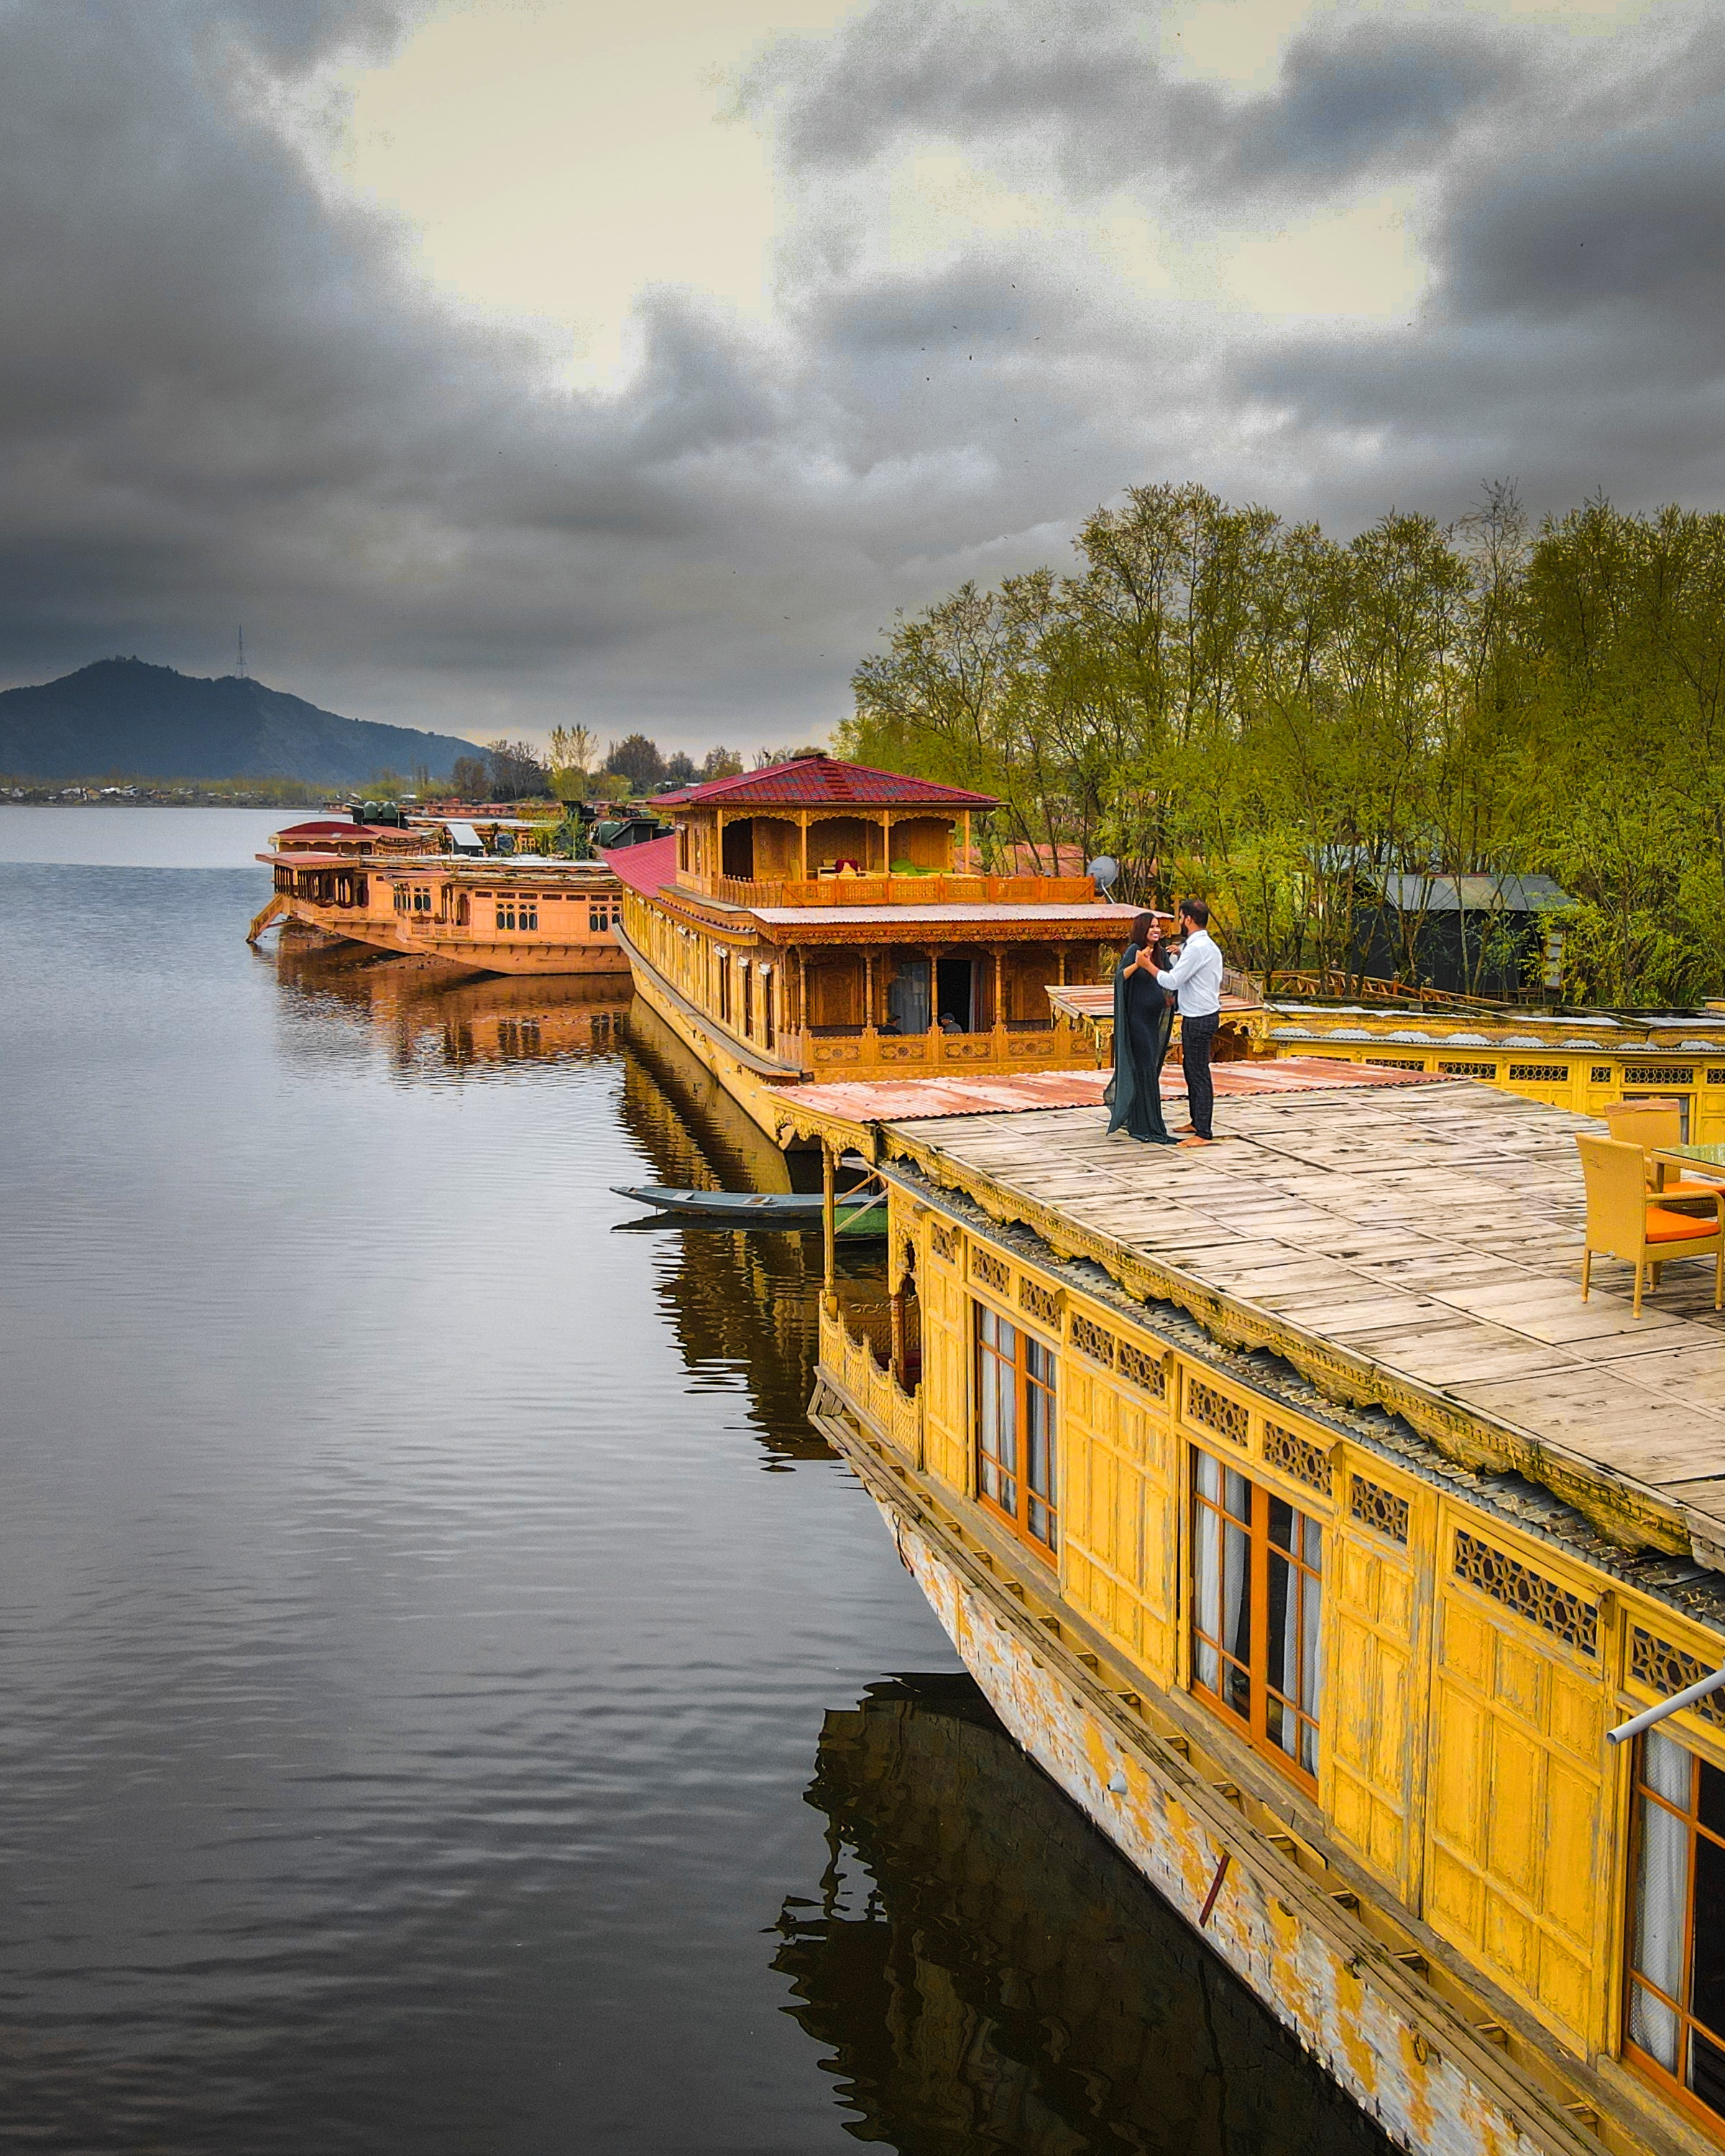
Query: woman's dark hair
1179 896 1210 929
1151 938 1172 969
1130 911 1159 948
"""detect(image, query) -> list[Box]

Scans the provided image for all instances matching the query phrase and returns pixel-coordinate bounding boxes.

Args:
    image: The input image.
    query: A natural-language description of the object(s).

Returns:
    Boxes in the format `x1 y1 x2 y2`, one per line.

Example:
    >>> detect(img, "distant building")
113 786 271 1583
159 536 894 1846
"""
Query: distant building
1351 872 1575 998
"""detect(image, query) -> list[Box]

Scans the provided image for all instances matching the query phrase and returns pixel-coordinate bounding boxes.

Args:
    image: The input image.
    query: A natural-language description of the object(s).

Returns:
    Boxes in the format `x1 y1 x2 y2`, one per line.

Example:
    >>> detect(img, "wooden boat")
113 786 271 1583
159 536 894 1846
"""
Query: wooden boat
611 1183 886 1233
806 1062 1725 2156
602 753 1149 1151
247 811 630 979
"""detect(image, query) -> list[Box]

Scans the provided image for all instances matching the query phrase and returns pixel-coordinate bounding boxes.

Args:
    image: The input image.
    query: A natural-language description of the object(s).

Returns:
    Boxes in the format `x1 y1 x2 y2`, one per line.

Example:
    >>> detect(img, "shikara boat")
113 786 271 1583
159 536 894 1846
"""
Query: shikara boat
610 1183 886 1234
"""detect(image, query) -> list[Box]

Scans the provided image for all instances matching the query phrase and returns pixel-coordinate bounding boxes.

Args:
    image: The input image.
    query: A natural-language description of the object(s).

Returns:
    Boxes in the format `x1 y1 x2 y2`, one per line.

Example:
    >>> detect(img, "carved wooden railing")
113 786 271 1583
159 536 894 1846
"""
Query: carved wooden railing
1262 969 1507 1010
819 1304 921 1462
793 1021 1093 1074
686 871 1098 909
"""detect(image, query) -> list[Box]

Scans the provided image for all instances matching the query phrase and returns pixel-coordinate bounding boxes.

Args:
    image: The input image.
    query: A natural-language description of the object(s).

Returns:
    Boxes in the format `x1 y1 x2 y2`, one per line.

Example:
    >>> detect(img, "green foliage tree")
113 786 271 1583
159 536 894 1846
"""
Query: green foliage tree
841 483 1725 1006
547 724 596 800
604 733 665 792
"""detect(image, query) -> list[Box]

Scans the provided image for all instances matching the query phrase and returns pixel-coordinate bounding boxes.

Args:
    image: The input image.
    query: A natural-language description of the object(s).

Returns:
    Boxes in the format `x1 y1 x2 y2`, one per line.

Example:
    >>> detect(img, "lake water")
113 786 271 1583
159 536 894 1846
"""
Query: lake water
0 810 1391 2154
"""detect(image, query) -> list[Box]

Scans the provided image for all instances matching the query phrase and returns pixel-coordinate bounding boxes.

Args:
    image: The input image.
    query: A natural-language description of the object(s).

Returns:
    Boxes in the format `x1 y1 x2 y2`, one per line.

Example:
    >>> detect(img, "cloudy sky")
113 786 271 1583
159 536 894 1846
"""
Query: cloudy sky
1 0 1719 752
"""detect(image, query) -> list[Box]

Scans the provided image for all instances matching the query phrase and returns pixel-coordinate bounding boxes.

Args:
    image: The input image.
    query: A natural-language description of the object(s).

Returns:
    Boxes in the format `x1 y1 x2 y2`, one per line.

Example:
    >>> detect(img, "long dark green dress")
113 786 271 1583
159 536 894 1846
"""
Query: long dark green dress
1103 944 1175 1143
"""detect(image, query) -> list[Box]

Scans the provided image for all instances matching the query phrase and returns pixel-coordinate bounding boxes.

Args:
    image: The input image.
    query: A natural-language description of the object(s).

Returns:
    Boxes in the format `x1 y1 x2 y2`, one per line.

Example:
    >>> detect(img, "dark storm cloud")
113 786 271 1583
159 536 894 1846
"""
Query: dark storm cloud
745 0 1523 204
1439 121 1725 331
1 0 1723 742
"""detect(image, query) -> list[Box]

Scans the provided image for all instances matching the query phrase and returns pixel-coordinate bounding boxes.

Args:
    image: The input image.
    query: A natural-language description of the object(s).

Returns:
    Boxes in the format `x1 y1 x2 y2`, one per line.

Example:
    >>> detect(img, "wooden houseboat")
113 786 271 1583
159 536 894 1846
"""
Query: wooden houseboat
604 755 1144 1145
1052 982 1725 1147
802 1064 1725 2156
248 816 630 980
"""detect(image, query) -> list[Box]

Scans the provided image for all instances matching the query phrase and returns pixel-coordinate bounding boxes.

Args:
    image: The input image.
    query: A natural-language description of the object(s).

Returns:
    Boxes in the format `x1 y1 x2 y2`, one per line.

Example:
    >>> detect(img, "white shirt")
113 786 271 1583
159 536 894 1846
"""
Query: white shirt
1156 928 1223 1018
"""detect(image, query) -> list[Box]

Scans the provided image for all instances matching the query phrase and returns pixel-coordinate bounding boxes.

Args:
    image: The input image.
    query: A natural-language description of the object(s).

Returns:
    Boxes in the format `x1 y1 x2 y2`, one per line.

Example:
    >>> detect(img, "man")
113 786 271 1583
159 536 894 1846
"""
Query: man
1155 898 1223 1144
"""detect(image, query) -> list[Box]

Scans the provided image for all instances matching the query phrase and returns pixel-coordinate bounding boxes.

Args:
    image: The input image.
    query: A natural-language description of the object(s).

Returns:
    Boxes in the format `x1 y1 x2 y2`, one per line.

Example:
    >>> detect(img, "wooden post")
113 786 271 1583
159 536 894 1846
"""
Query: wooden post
962 810 972 872
864 949 875 1030
992 946 1004 1031
799 811 809 882
822 1141 838 1316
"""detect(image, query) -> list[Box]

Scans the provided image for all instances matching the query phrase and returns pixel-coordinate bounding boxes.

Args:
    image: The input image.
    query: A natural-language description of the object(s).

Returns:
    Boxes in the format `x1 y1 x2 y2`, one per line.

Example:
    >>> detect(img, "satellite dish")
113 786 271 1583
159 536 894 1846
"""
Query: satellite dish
1087 855 1120 891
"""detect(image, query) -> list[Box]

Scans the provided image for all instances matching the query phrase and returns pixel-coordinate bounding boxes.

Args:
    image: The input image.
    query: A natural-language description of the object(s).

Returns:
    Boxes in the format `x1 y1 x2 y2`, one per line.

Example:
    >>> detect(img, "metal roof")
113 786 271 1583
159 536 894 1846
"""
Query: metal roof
655 755 998 811
1368 872 1575 913
599 835 679 895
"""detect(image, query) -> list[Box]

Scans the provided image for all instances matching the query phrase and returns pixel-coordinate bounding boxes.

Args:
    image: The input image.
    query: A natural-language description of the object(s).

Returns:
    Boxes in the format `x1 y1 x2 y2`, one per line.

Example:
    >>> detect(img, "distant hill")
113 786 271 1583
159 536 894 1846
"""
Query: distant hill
0 658 478 786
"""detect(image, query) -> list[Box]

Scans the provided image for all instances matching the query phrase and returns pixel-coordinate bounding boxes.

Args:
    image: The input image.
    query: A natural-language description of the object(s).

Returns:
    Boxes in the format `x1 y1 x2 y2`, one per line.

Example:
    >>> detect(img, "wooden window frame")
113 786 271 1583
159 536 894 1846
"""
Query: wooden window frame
1626 1728 1725 2138
1190 1445 1322 1790
972 1301 1058 1560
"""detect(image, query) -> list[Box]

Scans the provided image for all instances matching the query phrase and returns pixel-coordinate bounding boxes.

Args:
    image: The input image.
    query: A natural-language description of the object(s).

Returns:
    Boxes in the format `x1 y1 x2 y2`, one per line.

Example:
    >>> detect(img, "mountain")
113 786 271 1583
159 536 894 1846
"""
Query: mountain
0 658 478 786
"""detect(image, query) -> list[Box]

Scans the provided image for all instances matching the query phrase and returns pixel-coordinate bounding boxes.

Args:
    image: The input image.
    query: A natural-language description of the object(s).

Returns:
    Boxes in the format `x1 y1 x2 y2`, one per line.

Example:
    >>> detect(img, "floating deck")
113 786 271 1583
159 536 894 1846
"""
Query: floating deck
886 1079 1725 1560
807 1074 1725 2156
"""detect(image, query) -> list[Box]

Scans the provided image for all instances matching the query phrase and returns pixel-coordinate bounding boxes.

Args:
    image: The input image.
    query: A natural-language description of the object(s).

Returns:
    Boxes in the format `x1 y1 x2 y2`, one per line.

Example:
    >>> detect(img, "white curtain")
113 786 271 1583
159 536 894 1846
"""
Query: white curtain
1193 1452 1221 1692
1632 1729 1692 2074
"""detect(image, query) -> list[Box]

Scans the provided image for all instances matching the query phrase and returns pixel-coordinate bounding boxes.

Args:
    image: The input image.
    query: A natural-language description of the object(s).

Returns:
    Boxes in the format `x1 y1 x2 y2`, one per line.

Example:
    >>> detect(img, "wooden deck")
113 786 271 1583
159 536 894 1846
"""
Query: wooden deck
883 1079 1725 1565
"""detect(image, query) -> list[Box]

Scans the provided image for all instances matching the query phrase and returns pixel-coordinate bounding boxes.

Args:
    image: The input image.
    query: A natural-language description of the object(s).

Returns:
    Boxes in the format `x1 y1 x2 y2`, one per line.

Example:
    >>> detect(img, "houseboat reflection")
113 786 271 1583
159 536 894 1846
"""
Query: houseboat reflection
775 1673 1393 2155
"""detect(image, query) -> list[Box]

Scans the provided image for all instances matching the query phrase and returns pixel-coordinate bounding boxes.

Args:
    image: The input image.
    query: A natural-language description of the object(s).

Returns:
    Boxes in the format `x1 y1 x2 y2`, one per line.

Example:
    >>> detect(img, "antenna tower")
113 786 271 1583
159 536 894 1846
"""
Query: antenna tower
236 625 247 680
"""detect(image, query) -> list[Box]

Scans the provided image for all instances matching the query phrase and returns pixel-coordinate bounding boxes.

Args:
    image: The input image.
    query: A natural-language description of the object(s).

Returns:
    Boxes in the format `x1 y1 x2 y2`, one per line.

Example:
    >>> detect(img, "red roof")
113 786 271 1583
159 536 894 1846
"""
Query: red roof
599 834 678 897
656 755 997 811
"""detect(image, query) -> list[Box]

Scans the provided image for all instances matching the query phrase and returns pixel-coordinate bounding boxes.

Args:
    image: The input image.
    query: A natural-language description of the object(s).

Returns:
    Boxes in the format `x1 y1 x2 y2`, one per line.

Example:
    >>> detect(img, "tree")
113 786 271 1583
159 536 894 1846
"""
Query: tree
701 746 744 780
841 475 1725 1003
604 733 664 791
484 740 548 801
450 754 490 801
663 751 697 786
547 724 596 799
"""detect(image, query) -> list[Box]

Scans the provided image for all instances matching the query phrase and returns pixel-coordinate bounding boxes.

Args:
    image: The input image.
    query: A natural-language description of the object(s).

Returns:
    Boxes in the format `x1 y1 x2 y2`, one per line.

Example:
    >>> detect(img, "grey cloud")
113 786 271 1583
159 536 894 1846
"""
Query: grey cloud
3 0 1724 750
1438 119 1725 329
1226 21 1523 190
747 0 1524 206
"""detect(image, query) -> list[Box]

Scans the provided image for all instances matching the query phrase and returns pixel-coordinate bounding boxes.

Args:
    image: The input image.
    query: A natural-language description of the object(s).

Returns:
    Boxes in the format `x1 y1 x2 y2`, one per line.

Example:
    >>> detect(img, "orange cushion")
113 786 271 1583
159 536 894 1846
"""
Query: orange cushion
1660 1179 1725 1202
1645 1207 1722 1243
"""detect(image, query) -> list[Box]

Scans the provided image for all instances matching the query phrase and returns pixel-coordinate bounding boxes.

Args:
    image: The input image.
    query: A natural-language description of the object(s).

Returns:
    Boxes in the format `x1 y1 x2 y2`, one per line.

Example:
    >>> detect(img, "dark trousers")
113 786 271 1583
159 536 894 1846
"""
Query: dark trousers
1181 1012 1220 1138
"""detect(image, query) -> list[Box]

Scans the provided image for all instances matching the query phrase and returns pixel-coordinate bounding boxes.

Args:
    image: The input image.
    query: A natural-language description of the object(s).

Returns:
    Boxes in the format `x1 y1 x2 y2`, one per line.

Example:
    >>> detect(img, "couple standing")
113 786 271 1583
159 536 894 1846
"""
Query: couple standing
1105 897 1223 1148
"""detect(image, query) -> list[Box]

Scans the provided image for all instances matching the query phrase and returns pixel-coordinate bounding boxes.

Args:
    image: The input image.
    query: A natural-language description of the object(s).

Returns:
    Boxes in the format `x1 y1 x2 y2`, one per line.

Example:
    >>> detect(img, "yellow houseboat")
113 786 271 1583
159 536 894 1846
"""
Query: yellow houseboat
605 754 1144 1144
248 816 630 980
803 1065 1725 2156
1052 982 1725 1146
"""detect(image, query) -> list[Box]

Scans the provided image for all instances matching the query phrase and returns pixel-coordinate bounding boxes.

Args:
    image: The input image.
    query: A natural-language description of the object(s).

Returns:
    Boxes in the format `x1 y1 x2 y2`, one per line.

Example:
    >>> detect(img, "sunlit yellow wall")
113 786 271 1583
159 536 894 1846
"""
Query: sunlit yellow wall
898 1190 1725 2083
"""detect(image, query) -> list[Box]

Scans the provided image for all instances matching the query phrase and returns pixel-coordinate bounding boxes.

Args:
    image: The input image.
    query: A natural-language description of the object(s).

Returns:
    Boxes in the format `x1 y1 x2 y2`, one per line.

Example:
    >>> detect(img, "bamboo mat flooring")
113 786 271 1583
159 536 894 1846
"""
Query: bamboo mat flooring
892 1082 1725 1549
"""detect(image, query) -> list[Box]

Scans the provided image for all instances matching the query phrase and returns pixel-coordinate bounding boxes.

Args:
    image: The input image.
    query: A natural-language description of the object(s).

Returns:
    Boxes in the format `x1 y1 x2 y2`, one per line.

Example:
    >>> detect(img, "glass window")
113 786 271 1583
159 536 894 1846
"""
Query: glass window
1190 1449 1323 1782
974 1304 1057 1556
1629 1729 1725 2123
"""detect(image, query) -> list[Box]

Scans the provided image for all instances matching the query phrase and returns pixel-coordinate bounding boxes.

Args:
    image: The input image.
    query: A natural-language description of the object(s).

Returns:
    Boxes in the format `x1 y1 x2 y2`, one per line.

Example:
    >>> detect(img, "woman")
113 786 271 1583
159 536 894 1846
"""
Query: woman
1104 913 1176 1144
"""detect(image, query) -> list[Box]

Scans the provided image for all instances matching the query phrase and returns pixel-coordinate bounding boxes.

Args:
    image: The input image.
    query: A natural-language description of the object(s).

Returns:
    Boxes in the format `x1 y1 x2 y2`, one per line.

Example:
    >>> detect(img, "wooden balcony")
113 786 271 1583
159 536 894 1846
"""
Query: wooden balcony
780 1020 1097 1078
681 870 1098 910
818 1303 921 1463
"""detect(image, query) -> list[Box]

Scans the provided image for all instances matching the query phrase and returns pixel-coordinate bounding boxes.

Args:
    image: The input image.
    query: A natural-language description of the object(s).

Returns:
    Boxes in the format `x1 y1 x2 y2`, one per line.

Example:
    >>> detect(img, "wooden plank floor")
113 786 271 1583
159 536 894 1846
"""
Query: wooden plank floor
894 1082 1725 1547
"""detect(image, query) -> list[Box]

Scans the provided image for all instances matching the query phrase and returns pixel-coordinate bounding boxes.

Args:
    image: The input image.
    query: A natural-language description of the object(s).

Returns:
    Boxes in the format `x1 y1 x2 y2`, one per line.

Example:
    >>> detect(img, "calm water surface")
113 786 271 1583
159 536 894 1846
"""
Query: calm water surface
0 811 1391 2154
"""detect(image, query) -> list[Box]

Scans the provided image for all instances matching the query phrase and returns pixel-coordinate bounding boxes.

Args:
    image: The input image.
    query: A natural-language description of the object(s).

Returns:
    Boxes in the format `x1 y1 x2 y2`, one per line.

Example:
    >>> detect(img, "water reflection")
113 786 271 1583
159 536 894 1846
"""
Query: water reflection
268 931 631 1080
619 1000 891 1468
3 858 1394 2155
776 1675 1395 2156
